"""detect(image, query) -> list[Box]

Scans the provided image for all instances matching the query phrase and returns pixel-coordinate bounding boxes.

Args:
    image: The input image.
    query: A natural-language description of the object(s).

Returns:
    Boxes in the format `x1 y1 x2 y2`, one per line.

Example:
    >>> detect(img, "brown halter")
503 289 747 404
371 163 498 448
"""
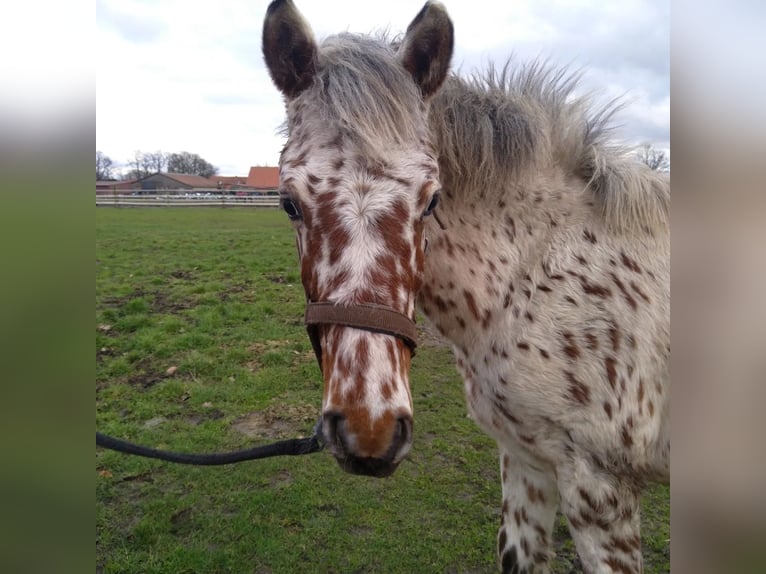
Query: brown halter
304 301 418 370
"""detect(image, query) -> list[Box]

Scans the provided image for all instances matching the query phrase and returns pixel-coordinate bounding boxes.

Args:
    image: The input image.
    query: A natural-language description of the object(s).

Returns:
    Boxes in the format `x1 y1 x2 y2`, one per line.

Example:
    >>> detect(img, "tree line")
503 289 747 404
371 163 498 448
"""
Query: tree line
97 144 667 181
96 150 218 181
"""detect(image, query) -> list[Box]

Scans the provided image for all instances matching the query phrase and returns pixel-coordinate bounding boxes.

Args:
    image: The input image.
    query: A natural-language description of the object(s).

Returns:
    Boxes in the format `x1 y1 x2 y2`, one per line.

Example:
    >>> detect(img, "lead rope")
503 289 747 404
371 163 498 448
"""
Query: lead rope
96 419 324 465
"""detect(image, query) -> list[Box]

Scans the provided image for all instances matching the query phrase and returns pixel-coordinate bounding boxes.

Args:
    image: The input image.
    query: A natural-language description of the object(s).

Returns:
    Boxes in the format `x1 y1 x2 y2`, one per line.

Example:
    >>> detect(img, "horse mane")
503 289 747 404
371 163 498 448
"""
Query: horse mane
429 61 669 234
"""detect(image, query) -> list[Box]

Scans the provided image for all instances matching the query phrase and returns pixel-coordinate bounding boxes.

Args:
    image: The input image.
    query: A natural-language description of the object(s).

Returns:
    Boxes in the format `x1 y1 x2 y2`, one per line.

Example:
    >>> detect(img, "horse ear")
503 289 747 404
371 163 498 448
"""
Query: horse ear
398 1 454 99
262 0 318 99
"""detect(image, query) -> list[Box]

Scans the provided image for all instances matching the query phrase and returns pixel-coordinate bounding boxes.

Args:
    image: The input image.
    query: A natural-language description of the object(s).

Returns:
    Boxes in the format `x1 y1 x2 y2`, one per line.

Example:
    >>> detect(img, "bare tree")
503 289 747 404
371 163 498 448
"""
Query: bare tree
96 151 115 180
637 144 670 172
139 152 155 176
145 151 168 174
121 149 217 179
167 151 218 178
127 150 150 179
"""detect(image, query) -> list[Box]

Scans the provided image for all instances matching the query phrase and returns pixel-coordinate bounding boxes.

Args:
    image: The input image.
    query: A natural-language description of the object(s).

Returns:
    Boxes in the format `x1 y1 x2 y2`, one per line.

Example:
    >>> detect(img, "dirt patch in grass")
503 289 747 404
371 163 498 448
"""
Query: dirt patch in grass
217 281 256 302
170 270 194 280
170 507 195 535
126 357 179 389
230 402 319 440
97 346 117 362
128 371 164 389
100 287 194 314
117 470 155 484
265 274 293 284
152 291 194 313
269 469 294 488
186 409 226 426
100 294 133 308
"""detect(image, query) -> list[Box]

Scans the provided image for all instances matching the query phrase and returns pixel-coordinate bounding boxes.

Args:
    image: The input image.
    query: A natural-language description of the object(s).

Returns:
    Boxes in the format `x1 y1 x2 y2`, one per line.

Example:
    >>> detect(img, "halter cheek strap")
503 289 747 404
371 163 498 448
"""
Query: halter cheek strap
304 301 418 370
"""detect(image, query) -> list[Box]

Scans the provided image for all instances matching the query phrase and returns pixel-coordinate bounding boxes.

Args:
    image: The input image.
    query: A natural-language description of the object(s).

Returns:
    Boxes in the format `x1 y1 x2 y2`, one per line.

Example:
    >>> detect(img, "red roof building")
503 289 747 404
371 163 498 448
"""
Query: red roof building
246 166 280 190
213 176 249 190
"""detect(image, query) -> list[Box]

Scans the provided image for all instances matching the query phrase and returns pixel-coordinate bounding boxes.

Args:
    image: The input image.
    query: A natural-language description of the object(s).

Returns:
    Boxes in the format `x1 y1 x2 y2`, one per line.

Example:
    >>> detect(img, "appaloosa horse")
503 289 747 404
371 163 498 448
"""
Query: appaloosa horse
262 2 669 572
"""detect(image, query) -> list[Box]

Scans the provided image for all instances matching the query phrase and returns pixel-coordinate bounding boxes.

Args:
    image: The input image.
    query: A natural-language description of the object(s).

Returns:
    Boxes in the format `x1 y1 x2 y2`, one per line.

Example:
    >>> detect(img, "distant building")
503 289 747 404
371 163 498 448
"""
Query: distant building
213 176 250 190
128 172 218 191
246 166 280 192
96 168 281 196
96 179 136 195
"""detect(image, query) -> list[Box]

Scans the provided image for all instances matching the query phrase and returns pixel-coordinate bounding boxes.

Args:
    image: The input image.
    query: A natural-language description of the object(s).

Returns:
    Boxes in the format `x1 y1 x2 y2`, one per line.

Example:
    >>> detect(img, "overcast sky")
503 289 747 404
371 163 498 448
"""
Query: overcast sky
96 0 669 177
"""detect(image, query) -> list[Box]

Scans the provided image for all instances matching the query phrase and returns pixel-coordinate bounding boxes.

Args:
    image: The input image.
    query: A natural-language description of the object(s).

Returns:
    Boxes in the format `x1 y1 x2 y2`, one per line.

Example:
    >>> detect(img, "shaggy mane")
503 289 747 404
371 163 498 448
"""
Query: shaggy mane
429 61 669 233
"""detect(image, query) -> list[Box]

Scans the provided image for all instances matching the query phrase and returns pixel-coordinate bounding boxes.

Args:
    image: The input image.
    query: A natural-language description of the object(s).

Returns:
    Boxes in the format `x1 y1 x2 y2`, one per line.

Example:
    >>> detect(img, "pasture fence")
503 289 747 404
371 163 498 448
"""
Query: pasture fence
96 188 280 208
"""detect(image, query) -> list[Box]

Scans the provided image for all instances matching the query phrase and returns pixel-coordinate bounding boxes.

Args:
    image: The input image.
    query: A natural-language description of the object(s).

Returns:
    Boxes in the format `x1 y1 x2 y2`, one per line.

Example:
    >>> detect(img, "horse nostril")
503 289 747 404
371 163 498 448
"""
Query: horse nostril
392 416 413 461
322 412 346 452
396 416 412 446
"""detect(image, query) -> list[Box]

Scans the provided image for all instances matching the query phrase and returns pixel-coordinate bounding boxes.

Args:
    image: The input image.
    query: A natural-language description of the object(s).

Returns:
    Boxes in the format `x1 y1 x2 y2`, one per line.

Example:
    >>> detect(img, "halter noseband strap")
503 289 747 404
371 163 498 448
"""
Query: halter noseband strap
304 301 418 369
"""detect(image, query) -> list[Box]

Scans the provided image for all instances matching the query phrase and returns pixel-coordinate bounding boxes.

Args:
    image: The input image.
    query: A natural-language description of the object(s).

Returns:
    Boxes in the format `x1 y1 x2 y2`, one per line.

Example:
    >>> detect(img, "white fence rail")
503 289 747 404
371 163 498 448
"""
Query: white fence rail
96 191 280 208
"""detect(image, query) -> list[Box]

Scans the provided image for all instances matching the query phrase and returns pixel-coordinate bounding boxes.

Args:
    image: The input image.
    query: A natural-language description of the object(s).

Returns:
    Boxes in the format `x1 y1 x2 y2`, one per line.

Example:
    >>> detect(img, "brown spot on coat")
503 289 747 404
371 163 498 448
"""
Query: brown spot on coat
504 215 516 242
565 371 591 404
494 400 521 425
604 557 633 574
561 332 581 360
482 309 493 329
520 434 536 445
520 537 530 556
579 275 612 298
630 280 651 303
609 325 621 352
463 290 481 321
621 424 633 448
611 272 638 310
605 357 618 390
585 333 599 351
620 251 643 273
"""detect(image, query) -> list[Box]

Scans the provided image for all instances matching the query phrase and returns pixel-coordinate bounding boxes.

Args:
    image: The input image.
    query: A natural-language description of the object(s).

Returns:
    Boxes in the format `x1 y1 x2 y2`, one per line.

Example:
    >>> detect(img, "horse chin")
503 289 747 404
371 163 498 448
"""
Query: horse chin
335 455 400 478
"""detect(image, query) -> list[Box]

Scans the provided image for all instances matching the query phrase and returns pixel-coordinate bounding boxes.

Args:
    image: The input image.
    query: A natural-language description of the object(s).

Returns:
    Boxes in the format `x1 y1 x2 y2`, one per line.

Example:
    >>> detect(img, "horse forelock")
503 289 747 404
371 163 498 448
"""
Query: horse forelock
286 33 429 163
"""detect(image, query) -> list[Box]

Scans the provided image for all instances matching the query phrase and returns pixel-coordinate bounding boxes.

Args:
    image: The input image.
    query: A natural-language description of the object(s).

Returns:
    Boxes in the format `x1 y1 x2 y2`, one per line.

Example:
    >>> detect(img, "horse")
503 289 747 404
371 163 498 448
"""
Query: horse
262 2 669 572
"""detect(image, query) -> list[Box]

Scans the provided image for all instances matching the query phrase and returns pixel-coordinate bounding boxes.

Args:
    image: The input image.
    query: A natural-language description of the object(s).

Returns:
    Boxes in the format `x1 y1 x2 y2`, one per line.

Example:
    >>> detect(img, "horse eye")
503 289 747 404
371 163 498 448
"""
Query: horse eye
423 192 440 217
281 197 302 221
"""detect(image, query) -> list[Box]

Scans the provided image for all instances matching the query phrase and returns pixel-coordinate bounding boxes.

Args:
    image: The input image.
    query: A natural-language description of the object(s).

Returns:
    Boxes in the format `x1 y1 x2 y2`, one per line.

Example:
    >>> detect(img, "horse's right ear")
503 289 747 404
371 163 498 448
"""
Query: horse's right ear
398 1 454 99
262 0 317 99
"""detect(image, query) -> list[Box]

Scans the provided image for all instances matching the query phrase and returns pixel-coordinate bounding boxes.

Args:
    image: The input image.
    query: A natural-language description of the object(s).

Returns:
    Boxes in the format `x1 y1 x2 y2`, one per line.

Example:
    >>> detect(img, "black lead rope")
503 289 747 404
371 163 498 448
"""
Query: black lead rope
96 419 324 465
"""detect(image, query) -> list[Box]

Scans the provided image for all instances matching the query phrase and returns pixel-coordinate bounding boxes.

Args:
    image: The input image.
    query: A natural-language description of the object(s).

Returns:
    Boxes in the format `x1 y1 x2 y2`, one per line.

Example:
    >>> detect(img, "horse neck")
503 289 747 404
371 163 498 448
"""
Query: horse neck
420 125 592 351
429 137 589 261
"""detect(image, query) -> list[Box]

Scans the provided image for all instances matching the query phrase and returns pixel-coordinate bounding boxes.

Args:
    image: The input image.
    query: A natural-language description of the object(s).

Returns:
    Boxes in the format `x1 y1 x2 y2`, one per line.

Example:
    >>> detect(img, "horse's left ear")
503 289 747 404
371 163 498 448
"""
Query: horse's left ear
262 0 318 99
398 1 454 99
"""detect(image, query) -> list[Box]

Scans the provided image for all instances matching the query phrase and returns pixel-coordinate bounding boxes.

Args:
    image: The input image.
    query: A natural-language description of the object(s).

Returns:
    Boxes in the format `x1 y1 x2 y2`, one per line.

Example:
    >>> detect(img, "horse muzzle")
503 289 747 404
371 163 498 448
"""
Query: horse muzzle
322 412 413 478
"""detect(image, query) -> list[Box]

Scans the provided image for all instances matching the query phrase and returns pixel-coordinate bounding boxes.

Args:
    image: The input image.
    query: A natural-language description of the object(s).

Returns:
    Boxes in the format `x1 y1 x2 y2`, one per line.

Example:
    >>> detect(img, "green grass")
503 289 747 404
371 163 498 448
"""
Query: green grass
96 207 669 573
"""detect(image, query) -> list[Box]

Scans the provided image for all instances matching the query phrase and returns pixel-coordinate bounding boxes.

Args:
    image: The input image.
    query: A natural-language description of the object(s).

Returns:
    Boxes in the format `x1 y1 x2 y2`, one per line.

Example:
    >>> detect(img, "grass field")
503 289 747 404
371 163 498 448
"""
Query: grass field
96 207 669 573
